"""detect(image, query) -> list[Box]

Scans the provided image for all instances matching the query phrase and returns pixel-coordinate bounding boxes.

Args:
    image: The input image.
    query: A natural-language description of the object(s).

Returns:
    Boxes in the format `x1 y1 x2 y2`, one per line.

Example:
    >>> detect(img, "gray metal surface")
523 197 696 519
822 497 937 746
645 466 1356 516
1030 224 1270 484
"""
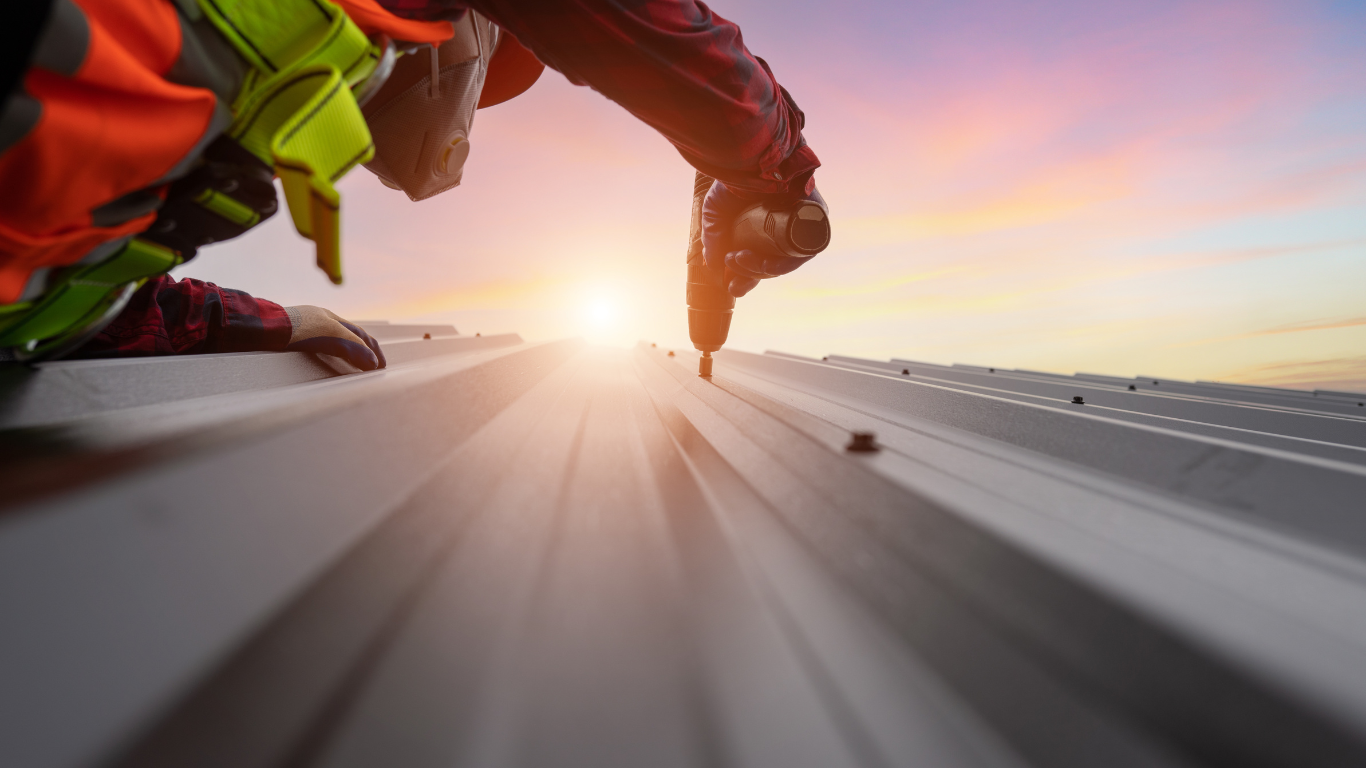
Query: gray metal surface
3 341 1366 768
0 332 521 430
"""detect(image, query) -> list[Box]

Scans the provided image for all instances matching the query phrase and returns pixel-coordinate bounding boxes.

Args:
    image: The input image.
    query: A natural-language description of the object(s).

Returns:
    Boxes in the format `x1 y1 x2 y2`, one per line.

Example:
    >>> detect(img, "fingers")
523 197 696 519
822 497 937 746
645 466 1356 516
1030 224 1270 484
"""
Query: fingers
725 250 807 280
289 334 380 370
728 276 760 297
342 320 387 369
700 180 747 272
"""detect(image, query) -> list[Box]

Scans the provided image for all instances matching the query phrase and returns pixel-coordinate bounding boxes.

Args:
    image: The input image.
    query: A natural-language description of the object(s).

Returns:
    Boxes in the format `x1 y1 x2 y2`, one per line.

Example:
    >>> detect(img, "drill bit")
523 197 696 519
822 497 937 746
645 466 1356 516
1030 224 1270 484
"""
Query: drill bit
699 351 713 377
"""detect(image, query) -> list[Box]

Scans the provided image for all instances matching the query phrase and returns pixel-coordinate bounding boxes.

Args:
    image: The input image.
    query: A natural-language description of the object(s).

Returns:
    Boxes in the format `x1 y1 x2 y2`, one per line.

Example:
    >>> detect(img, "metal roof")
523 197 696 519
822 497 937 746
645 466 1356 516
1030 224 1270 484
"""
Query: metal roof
4 332 1366 767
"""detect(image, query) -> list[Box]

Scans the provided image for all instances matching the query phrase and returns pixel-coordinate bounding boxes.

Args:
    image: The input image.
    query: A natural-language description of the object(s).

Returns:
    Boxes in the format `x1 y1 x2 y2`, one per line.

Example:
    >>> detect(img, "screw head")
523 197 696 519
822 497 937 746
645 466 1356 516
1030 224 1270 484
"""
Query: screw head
846 431 879 452
989 368 995 373
1153 380 1159 385
667 350 675 357
902 369 909 375
1128 384 1136 390
423 333 431 340
1072 395 1085 404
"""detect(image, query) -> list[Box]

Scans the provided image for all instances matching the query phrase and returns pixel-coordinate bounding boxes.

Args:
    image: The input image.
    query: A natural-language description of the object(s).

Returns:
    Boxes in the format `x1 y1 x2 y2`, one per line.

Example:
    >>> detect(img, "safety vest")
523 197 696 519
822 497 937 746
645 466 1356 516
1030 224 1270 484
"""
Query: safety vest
0 0 450 360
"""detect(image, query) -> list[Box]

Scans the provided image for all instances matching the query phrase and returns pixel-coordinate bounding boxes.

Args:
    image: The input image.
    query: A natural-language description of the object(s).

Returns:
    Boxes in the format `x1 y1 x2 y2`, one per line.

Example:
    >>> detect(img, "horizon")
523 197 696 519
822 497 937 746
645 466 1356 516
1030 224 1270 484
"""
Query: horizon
173 0 1366 391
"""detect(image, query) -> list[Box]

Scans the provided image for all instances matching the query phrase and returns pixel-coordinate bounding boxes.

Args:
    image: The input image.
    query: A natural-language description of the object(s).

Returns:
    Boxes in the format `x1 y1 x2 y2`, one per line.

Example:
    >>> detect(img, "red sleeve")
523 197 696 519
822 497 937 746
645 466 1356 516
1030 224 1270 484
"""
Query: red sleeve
72 275 293 358
378 0 820 197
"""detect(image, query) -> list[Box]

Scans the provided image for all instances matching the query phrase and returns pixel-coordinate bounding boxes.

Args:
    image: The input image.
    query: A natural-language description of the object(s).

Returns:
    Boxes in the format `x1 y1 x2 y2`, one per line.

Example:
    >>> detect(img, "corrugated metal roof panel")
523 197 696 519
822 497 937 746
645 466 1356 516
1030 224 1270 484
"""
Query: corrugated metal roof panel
3 337 1366 767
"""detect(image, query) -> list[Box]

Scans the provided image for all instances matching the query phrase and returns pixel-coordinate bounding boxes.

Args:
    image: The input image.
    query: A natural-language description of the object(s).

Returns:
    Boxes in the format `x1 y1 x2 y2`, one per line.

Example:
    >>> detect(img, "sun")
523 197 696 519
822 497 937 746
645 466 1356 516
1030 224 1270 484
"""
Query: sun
587 300 615 326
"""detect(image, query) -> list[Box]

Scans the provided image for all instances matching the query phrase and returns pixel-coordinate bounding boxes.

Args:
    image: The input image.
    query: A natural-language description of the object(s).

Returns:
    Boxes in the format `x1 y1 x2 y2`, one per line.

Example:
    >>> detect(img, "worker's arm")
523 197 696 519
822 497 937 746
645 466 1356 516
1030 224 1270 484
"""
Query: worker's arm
380 0 824 295
73 276 386 370
380 0 820 199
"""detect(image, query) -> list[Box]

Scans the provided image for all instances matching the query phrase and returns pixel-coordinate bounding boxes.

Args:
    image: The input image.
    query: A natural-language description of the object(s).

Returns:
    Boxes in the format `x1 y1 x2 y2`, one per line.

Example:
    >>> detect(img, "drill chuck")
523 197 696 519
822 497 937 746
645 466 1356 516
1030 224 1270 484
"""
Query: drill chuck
686 173 733 357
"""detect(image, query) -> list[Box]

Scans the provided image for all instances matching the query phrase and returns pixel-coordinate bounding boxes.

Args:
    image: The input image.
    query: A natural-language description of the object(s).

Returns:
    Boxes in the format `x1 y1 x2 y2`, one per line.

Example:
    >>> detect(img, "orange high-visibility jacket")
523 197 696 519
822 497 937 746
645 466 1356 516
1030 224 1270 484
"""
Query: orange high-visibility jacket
0 0 454 305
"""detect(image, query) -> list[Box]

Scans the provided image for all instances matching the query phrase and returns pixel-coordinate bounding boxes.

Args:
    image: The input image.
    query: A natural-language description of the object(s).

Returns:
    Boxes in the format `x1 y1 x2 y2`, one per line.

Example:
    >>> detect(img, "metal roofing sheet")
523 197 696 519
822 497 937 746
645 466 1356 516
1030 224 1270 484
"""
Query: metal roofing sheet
3 336 1366 767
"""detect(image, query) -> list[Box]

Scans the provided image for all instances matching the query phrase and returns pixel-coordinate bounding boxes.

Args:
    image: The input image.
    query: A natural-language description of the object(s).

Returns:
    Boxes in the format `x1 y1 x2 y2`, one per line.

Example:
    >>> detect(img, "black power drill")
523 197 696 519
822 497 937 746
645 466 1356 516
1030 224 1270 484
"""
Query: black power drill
686 171 831 377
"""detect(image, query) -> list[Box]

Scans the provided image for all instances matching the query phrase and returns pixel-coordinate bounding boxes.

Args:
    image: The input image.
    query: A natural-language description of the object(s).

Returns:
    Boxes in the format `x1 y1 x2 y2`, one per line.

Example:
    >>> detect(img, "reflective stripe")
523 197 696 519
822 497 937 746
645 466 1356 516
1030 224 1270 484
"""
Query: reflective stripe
168 13 248 109
31 0 89 76
91 190 165 228
0 91 42 155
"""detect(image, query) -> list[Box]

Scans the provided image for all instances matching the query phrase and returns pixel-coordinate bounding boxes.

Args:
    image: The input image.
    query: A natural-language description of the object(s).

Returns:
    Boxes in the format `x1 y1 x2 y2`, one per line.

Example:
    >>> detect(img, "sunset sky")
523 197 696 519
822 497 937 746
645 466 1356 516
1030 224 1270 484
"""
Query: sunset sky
174 0 1366 390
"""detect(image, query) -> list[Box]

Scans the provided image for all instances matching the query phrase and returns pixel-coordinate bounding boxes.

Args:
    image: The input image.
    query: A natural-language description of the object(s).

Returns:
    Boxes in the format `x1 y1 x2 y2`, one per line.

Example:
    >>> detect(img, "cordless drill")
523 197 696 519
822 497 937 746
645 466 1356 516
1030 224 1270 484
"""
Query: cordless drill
686 171 831 377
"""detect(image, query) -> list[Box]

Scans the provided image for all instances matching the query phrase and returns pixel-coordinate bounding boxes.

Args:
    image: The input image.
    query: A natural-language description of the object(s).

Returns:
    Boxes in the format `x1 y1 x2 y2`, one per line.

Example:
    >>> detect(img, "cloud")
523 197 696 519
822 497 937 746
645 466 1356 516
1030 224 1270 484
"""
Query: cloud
1217 356 1366 394
1247 316 1366 338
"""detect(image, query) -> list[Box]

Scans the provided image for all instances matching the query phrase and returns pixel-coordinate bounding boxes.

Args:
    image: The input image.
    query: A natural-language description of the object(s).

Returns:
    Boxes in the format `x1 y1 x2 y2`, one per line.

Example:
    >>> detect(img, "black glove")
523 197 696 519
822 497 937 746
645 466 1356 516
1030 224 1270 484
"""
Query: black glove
700 180 830 297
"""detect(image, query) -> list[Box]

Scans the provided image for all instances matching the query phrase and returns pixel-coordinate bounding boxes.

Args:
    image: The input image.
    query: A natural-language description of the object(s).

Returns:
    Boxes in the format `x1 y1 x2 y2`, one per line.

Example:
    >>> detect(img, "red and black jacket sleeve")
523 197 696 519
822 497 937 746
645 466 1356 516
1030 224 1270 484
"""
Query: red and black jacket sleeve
71 275 292 358
379 0 821 197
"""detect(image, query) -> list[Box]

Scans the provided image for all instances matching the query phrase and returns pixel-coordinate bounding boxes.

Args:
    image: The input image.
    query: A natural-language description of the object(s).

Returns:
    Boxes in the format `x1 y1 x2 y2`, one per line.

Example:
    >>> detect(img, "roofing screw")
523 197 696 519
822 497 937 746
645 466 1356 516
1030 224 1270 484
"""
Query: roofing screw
902 368 909 375
1128 384 1136 390
651 343 656 347
476 333 481 337
846 431 879 453
1153 380 1159 385
667 350 675 357
989 368 995 373
823 357 828 361
423 333 431 340
1072 395 1085 404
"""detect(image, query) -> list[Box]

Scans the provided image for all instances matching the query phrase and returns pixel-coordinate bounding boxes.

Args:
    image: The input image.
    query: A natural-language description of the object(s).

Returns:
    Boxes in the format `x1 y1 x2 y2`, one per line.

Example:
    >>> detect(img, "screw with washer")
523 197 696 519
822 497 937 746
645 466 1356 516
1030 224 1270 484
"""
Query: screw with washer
846 431 879 452
902 368 909 375
423 333 431 340
1128 384 1136 390
1072 396 1085 404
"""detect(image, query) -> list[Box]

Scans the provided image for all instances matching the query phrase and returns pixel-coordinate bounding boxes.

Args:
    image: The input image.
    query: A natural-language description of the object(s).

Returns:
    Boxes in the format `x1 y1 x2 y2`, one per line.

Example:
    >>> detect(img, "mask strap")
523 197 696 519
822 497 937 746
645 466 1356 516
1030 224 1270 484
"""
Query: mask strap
472 17 485 77
428 43 440 97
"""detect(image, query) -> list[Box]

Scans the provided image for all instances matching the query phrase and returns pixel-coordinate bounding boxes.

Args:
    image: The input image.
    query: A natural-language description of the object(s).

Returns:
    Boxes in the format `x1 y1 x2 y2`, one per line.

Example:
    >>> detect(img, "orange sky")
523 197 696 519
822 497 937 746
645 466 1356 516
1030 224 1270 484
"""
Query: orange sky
175 0 1366 391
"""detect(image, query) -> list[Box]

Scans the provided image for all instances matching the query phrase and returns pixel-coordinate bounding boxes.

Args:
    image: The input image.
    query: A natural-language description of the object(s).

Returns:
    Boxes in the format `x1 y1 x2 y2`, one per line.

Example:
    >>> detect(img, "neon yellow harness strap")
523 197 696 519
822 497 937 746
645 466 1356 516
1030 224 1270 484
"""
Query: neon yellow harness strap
201 0 380 284
0 239 181 352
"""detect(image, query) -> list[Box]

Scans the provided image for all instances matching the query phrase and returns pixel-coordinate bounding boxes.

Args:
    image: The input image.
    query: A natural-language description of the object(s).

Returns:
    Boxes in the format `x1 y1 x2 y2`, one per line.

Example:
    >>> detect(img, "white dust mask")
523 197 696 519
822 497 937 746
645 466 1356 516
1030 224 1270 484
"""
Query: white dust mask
362 13 497 202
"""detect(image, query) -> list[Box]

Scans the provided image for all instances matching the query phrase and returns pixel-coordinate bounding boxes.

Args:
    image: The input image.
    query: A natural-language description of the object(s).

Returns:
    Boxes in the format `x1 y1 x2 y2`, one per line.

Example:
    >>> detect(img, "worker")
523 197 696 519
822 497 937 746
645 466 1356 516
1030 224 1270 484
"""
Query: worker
0 0 826 369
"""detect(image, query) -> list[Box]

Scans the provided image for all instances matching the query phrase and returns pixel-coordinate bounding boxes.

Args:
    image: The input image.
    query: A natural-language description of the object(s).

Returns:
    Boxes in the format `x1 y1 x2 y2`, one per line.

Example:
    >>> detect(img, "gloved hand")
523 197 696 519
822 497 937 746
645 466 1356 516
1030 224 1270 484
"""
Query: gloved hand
700 180 829 297
284 306 387 371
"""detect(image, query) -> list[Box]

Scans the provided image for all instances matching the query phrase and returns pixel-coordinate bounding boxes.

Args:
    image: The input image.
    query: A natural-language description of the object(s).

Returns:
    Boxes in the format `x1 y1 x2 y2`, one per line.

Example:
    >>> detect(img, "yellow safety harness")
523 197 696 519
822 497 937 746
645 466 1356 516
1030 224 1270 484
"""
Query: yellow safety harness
0 0 385 359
